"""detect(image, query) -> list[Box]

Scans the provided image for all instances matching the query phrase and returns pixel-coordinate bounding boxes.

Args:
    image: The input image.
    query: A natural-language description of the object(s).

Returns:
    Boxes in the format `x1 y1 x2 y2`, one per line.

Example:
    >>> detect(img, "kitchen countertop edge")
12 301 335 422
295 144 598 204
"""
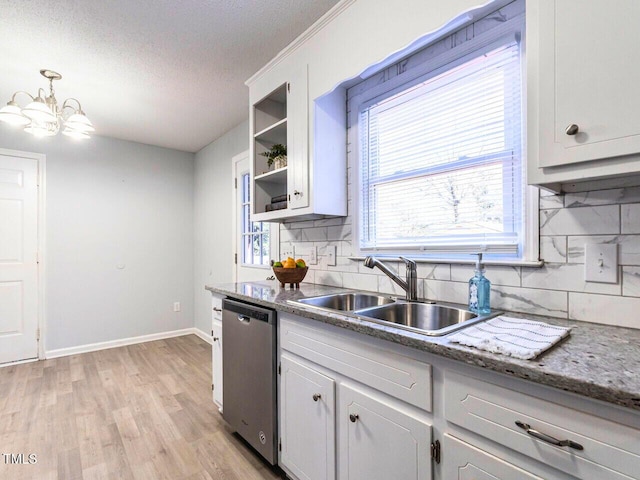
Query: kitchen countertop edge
206 282 640 413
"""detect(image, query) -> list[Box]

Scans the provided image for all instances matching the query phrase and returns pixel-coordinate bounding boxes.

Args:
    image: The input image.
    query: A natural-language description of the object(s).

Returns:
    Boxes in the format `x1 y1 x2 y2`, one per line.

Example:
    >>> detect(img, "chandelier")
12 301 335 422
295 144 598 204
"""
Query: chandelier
0 69 94 139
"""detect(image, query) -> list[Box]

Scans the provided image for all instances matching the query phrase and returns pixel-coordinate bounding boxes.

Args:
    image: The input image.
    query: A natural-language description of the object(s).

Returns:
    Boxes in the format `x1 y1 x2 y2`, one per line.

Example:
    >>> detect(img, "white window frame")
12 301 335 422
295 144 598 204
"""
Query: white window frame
349 9 539 263
240 172 271 268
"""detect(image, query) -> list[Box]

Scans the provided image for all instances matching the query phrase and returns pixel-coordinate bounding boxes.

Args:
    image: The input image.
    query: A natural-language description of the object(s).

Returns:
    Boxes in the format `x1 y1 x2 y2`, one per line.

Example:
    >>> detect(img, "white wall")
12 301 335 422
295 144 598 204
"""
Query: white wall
193 121 249 334
0 130 195 351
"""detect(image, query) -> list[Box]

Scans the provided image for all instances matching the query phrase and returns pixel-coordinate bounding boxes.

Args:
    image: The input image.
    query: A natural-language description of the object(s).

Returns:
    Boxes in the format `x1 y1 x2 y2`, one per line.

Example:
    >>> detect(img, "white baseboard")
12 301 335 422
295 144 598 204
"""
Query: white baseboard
45 328 209 359
192 327 213 345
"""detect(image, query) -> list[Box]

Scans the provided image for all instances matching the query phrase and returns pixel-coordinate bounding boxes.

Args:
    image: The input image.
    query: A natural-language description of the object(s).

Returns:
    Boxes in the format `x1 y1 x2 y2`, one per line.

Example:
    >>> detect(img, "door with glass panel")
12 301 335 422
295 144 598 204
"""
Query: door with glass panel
234 154 279 282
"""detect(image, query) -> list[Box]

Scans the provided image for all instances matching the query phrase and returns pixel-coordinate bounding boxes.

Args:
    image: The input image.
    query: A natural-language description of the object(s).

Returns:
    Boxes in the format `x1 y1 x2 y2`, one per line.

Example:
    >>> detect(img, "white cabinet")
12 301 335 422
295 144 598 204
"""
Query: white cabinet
443 435 546 480
528 0 640 190
211 295 223 411
444 371 640 480
338 384 432 480
278 314 434 480
280 354 335 480
248 64 346 222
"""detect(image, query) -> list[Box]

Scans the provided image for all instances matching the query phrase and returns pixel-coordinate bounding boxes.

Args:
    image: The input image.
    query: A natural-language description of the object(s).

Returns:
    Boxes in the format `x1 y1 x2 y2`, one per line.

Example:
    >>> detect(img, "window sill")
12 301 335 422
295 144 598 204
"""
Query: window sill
348 256 544 268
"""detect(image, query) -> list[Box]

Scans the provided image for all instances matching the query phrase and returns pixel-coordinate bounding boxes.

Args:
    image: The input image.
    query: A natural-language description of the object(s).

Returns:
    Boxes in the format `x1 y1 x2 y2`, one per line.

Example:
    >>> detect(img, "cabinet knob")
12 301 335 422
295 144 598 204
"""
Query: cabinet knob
565 124 580 135
349 413 359 423
312 393 321 402
213 337 219 342
293 190 301 196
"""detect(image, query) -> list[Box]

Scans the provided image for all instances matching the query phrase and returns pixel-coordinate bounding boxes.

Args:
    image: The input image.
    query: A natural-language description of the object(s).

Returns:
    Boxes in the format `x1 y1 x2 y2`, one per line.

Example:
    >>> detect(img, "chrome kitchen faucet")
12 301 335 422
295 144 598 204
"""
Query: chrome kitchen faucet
363 256 418 301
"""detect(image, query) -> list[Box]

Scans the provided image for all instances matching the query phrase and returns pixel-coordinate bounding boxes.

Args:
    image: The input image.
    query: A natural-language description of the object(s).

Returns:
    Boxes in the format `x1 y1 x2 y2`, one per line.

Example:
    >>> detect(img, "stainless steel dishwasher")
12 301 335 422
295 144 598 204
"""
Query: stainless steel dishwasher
221 298 277 465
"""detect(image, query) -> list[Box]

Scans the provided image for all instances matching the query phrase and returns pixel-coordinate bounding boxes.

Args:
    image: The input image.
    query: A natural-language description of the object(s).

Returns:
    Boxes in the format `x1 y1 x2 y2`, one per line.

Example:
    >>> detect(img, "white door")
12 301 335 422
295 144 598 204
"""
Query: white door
280 354 336 480
339 384 432 480
234 152 279 282
0 152 39 363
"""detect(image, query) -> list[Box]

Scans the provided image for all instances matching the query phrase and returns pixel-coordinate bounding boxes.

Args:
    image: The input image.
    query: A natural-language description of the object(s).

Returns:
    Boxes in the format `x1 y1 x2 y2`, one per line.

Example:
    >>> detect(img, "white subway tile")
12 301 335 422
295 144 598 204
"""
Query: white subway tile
569 292 640 329
540 236 567 263
314 271 343 288
622 204 640 234
521 263 620 295
280 228 302 242
564 188 625 207
301 227 329 242
417 263 451 281
492 285 568 318
623 267 640 297
377 276 411 297
327 225 352 241
567 235 640 266
314 217 346 227
451 264 521 286
342 272 379 292
539 193 565 209
540 205 619 236
424 280 467 304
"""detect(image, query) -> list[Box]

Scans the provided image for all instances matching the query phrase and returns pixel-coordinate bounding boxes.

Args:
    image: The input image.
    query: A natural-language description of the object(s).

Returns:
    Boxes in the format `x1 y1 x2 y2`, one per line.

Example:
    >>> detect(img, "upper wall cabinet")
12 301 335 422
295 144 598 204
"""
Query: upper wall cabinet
248 63 347 222
528 0 640 191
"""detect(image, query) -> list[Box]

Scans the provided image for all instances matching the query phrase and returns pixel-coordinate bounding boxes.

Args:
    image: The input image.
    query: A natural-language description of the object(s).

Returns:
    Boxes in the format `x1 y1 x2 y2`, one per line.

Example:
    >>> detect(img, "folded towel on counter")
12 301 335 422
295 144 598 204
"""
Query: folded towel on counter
448 316 571 360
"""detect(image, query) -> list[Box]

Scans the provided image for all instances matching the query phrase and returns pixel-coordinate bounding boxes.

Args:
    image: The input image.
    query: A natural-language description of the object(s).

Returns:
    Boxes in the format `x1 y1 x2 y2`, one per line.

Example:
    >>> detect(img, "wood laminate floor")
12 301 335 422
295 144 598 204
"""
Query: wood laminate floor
0 335 284 480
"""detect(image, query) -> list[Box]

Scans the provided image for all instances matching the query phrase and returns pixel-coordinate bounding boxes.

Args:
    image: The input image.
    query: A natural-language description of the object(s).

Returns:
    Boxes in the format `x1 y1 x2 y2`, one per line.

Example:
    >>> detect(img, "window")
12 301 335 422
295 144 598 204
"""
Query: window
353 3 533 260
241 173 270 266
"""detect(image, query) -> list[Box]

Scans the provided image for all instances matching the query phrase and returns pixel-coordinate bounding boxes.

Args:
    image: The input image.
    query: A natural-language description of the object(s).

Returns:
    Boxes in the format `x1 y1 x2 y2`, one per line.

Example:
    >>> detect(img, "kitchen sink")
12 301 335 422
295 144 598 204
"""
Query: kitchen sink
356 302 495 336
294 292 395 311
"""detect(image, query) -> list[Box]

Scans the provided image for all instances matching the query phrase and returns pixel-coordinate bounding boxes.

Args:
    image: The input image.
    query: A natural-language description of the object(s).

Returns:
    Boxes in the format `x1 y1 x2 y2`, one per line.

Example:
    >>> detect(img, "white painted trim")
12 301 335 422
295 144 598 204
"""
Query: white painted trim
245 0 357 86
0 148 46 362
44 328 207 359
0 357 40 369
192 327 213 345
232 150 249 283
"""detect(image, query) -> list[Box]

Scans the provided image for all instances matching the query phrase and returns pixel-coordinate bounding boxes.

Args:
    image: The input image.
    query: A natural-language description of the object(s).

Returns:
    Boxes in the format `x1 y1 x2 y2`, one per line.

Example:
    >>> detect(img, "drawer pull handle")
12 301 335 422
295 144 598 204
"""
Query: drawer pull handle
515 421 584 451
349 414 359 423
213 307 222 312
312 394 321 402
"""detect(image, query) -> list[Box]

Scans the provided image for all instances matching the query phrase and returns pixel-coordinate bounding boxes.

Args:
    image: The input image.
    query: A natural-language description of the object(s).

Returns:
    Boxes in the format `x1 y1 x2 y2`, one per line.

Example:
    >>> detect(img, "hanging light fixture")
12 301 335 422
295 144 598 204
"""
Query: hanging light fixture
0 69 94 139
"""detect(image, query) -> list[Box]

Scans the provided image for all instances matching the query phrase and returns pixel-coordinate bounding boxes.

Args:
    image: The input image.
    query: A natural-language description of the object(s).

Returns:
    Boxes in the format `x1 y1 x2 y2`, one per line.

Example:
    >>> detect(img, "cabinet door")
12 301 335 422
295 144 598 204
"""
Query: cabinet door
443 435 546 480
339 384 432 480
287 64 309 210
212 320 223 410
280 354 335 480
535 0 640 168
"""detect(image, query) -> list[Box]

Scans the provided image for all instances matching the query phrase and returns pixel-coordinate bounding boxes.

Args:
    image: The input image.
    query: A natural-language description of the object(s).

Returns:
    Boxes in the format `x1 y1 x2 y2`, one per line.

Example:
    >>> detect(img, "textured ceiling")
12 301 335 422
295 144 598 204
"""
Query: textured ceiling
0 0 340 152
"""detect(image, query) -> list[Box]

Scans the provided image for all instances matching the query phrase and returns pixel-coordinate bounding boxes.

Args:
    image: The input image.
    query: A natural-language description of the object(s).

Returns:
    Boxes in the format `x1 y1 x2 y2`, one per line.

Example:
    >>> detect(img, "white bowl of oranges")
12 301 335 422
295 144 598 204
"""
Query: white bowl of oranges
272 257 308 288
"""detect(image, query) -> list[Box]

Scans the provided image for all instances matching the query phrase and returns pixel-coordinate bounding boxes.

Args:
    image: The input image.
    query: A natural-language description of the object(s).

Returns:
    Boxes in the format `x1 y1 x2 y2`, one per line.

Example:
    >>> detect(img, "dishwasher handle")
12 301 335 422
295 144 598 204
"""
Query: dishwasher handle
237 314 251 323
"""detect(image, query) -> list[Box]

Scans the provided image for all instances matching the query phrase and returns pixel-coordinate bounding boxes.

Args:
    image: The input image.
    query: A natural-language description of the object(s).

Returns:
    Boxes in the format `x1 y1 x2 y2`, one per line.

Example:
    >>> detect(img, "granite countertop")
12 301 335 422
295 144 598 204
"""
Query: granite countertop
206 280 640 412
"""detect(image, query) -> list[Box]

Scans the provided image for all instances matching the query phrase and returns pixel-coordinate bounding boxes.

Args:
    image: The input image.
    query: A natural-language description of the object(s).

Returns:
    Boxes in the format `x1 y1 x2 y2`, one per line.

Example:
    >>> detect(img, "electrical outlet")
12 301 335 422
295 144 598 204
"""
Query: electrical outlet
173 302 181 312
584 243 618 283
281 243 295 259
309 246 318 265
327 245 337 266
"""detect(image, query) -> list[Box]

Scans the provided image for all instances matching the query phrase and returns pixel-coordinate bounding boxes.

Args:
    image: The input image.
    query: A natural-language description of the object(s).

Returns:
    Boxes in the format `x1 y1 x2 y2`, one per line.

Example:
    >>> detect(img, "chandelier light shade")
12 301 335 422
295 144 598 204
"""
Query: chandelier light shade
0 69 94 139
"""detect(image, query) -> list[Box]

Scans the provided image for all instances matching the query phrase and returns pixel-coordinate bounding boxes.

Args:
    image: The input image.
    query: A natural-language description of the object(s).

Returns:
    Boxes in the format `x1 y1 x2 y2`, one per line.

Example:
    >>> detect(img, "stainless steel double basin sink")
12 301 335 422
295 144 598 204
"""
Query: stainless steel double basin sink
291 292 497 336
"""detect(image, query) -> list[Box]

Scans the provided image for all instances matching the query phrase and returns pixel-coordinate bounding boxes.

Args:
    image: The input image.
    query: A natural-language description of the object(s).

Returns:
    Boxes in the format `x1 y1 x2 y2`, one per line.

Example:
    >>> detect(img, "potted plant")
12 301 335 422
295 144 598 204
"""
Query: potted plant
260 143 287 169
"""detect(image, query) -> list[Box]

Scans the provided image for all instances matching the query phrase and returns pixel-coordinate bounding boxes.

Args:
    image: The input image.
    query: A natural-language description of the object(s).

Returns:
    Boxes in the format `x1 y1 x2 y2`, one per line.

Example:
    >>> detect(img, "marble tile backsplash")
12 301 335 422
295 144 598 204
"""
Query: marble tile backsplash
281 184 640 330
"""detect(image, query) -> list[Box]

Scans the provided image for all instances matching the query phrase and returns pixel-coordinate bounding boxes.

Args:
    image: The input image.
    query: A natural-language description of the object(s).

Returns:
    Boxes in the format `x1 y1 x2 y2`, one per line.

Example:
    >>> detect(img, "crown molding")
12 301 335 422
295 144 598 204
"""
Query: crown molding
245 0 357 86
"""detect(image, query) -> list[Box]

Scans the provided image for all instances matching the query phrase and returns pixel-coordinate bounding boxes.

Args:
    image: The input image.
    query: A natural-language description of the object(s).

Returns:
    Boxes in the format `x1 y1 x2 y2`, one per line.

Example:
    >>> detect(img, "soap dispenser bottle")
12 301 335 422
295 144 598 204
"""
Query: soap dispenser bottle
469 253 491 314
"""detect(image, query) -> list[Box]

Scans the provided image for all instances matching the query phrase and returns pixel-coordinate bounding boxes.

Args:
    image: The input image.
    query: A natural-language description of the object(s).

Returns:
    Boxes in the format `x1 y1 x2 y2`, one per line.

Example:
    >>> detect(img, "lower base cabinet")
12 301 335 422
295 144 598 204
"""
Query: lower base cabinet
443 435 545 480
211 319 222 410
280 354 336 480
338 384 432 480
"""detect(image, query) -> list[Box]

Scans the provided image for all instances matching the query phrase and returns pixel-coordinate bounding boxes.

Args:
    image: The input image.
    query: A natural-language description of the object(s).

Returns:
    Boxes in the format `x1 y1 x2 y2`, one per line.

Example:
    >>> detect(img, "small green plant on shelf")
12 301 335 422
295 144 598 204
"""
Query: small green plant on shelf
260 143 287 169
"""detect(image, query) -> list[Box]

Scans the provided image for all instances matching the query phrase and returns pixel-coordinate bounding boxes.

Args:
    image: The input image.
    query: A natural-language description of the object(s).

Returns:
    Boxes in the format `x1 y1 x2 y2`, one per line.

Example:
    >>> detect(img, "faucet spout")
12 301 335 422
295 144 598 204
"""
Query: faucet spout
363 256 418 301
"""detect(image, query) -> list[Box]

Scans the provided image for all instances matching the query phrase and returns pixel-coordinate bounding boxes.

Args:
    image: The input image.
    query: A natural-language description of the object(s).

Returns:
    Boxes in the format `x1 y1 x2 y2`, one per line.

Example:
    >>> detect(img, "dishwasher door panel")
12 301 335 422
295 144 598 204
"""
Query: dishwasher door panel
222 299 277 464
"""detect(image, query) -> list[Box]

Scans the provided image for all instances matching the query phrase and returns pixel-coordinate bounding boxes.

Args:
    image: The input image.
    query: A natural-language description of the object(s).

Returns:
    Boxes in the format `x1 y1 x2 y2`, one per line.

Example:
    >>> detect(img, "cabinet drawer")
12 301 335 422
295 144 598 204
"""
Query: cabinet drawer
443 435 548 480
445 371 640 480
280 314 432 412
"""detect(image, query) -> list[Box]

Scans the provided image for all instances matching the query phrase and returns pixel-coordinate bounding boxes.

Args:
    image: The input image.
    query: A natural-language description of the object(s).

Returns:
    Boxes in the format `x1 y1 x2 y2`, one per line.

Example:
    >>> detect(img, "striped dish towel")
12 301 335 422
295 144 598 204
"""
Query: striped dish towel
448 316 571 360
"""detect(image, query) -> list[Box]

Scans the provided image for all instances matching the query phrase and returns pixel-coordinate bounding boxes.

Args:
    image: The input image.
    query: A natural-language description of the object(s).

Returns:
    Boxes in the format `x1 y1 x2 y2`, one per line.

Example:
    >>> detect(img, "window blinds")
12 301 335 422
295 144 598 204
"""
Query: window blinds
359 40 523 255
